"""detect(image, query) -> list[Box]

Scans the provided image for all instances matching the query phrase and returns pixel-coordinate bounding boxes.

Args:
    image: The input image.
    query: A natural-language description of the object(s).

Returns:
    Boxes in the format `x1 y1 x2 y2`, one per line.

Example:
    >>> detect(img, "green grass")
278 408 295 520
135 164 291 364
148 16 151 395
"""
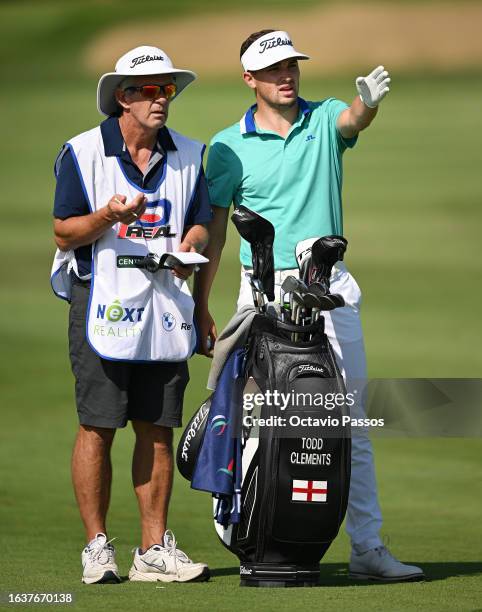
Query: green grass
1 424 481 611
1 1 482 610
2 73 481 380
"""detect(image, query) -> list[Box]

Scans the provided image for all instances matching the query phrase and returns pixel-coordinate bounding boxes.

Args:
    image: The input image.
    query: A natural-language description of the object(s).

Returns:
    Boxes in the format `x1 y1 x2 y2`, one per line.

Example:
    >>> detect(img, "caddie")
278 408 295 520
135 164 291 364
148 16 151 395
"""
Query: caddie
51 45 211 584
195 30 424 581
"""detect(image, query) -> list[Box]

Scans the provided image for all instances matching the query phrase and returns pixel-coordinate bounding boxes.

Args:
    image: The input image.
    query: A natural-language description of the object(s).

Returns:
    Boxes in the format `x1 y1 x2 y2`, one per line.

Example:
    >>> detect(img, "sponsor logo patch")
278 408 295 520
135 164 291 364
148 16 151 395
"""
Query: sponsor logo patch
116 255 146 268
162 312 176 331
97 300 144 323
117 199 176 240
93 299 144 338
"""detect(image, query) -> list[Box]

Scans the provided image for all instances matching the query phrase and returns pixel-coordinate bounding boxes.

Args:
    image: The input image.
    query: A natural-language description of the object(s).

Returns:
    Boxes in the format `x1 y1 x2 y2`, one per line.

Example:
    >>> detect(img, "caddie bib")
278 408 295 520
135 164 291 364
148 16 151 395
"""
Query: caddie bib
51 125 204 362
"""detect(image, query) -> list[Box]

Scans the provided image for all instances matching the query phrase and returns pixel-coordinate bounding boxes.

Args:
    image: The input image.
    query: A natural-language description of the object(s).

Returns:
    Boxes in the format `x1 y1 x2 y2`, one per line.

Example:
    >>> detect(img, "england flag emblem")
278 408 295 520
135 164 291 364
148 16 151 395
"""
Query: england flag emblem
292 479 327 502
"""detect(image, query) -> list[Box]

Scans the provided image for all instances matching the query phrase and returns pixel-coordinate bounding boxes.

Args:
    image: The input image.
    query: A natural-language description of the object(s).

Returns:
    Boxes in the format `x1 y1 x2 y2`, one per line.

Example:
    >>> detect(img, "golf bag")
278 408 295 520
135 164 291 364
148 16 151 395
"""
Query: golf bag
177 313 351 587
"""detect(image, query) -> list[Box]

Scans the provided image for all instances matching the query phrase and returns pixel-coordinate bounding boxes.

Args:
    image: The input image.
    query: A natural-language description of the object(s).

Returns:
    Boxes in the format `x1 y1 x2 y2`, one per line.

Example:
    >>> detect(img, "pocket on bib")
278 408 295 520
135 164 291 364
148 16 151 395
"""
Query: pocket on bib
153 280 197 360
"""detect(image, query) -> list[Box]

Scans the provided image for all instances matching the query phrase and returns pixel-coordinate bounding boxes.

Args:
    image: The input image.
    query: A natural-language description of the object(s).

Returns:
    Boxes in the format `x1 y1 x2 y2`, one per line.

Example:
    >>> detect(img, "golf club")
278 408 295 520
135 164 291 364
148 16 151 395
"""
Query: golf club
231 206 275 301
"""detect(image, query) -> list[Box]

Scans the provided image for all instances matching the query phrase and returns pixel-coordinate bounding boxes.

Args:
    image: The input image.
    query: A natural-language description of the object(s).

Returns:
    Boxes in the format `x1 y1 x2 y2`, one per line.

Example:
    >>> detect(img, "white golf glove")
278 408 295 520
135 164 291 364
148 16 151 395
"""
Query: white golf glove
356 66 391 108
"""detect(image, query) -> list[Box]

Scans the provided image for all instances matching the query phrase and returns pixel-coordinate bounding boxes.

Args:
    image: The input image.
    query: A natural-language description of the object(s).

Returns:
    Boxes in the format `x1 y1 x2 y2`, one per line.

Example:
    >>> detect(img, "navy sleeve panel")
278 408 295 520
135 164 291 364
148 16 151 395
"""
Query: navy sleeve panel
53 147 90 219
185 166 213 226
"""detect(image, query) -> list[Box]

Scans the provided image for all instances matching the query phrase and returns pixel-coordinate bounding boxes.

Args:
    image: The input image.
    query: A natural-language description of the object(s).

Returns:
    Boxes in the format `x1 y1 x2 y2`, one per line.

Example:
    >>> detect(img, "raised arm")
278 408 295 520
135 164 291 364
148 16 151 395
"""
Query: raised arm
337 66 391 139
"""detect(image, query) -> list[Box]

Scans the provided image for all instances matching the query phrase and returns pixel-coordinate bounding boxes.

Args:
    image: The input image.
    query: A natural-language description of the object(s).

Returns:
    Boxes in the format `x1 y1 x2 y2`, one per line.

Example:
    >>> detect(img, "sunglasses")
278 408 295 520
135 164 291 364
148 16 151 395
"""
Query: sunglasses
123 83 177 100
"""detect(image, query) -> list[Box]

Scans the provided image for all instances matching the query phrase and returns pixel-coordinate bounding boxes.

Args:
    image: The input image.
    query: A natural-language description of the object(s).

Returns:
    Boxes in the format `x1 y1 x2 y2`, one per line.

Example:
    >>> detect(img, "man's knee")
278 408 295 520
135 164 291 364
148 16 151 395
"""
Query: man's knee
78 424 116 449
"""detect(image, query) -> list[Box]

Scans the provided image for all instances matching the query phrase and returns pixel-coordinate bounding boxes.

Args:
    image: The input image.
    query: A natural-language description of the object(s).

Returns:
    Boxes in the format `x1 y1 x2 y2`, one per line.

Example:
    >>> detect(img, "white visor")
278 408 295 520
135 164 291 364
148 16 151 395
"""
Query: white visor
241 30 309 71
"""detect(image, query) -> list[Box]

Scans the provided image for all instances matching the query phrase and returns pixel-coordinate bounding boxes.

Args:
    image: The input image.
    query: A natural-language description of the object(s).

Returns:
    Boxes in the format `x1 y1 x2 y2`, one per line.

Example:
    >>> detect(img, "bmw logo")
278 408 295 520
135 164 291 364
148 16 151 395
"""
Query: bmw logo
162 312 176 331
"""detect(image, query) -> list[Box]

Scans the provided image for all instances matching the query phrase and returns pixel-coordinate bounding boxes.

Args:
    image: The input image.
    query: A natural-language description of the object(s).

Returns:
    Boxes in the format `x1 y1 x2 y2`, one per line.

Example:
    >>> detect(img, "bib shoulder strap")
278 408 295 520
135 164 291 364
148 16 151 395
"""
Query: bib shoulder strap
167 128 205 161
67 126 103 156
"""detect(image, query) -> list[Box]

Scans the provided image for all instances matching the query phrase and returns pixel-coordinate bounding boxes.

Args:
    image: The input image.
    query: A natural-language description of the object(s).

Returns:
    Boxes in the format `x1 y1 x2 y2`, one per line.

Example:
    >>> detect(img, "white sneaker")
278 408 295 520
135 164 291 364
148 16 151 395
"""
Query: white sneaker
81 533 121 584
349 546 425 582
129 530 209 583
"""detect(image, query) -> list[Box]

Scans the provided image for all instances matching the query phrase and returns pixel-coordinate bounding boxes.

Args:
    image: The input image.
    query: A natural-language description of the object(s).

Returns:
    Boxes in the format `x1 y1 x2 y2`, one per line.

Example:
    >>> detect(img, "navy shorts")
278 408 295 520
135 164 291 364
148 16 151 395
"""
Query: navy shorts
68 278 189 429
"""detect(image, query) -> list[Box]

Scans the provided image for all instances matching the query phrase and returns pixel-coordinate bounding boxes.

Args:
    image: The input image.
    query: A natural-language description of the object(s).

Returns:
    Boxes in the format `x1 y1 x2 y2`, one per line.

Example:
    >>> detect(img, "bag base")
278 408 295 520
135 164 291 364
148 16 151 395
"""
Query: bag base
239 562 320 588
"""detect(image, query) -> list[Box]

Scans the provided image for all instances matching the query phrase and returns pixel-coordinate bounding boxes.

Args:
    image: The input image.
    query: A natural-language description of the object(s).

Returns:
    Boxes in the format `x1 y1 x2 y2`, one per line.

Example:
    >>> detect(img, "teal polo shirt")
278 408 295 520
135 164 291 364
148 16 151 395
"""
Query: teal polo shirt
206 97 357 269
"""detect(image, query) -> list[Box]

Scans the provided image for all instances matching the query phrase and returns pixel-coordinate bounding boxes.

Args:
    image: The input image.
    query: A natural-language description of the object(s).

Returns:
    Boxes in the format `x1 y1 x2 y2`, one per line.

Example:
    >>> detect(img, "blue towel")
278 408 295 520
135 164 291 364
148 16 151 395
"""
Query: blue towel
191 349 245 526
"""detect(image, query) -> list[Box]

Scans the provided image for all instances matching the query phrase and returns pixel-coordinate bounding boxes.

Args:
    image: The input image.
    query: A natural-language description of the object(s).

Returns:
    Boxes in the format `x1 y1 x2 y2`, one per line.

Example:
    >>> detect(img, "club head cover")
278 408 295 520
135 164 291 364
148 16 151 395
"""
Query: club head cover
298 235 347 285
231 206 275 301
311 236 348 279
295 237 319 283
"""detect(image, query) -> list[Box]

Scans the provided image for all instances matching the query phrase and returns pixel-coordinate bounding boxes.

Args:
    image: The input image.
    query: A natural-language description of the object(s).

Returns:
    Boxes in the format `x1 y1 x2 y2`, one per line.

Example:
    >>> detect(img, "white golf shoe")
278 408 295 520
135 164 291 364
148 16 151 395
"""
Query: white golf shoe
81 533 121 584
129 529 209 583
349 545 425 581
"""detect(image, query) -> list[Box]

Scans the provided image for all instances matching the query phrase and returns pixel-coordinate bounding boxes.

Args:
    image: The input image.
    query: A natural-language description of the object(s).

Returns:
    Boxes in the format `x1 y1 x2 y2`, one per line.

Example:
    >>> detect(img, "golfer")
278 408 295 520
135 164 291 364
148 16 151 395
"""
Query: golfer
51 45 211 584
196 30 424 581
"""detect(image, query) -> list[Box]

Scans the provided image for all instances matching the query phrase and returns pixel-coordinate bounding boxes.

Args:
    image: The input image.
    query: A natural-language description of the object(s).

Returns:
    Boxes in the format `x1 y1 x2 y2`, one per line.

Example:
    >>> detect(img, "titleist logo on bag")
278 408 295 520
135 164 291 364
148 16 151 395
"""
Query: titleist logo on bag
258 36 292 54
298 364 325 374
130 54 164 68
181 402 209 462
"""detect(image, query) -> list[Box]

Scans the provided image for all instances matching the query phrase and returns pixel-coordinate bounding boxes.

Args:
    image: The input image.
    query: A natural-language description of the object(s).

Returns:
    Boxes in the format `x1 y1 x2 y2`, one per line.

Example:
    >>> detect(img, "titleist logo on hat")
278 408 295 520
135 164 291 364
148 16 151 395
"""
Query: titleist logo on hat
258 35 292 55
130 54 164 69
97 45 197 116
241 30 309 71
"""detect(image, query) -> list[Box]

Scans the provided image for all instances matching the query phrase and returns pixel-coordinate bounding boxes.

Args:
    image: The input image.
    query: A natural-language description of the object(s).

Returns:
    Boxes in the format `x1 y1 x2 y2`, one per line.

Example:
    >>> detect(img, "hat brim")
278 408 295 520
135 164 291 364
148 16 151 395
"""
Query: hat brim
243 49 310 72
97 69 197 116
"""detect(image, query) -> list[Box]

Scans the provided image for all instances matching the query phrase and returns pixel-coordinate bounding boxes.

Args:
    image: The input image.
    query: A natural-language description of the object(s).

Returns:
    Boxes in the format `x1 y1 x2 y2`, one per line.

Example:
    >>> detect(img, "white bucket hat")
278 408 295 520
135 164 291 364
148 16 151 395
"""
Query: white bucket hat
241 31 309 71
97 45 197 116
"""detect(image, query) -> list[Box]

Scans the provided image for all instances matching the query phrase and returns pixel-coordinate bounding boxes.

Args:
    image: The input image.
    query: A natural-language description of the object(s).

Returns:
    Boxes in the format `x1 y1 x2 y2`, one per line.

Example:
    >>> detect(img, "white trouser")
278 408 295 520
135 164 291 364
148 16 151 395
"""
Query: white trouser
237 263 383 552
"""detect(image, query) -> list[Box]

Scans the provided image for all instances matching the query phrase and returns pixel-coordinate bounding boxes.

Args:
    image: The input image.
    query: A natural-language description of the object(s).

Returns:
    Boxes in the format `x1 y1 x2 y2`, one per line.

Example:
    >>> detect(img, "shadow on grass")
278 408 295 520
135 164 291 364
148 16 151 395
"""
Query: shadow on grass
211 562 482 586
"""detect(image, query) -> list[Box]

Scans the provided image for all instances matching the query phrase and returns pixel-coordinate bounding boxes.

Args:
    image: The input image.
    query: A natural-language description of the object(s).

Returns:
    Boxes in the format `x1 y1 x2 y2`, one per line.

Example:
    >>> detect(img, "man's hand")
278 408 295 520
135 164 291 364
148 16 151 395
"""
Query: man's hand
54 192 146 251
195 305 217 358
106 193 147 225
172 243 197 281
171 224 209 281
356 66 391 108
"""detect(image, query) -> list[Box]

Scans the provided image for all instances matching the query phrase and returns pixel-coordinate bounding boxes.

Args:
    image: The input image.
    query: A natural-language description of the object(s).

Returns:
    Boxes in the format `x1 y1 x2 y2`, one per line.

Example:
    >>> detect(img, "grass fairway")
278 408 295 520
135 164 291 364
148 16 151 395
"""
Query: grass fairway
1 426 481 610
1 2 481 610
1 73 481 611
